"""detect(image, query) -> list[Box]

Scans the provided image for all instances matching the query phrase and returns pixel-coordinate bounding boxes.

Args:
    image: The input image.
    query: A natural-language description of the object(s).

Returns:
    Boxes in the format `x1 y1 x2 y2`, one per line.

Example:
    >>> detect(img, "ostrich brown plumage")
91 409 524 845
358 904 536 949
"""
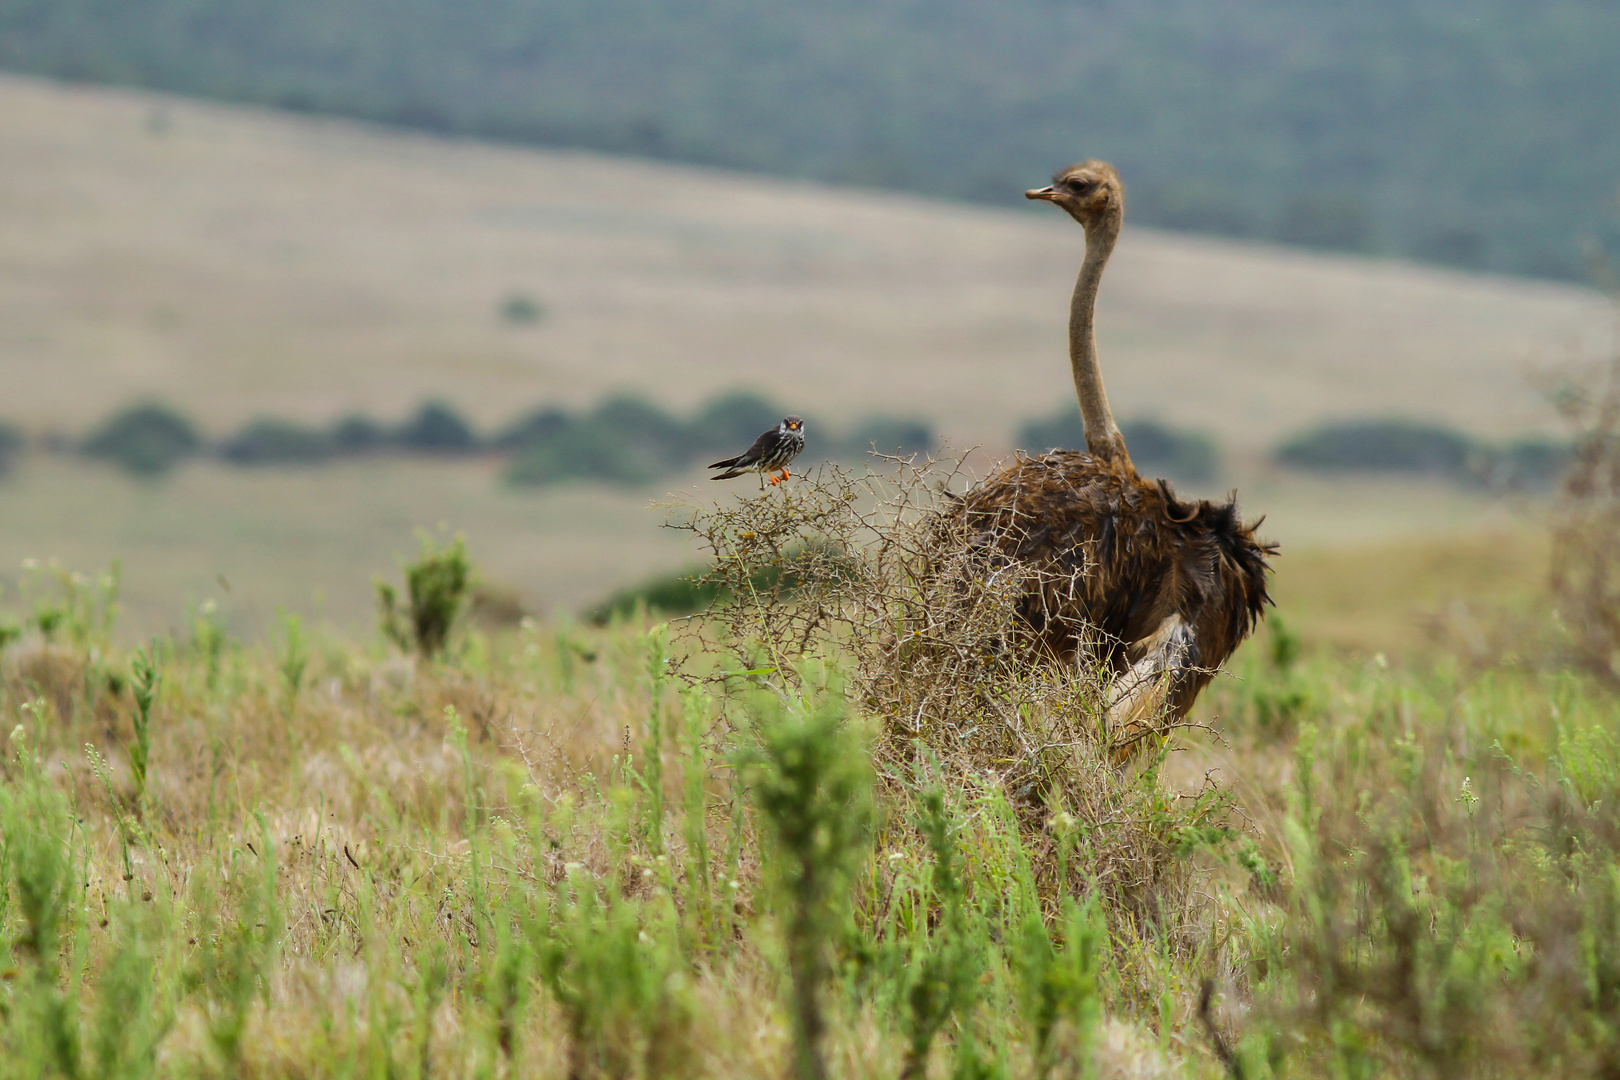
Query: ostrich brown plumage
951 161 1274 753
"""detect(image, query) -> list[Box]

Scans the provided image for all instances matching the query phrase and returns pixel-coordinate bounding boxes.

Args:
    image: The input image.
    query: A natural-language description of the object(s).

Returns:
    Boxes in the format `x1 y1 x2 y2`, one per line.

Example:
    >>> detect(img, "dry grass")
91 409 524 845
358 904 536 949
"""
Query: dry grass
0 72 1610 452
3 479 1620 1077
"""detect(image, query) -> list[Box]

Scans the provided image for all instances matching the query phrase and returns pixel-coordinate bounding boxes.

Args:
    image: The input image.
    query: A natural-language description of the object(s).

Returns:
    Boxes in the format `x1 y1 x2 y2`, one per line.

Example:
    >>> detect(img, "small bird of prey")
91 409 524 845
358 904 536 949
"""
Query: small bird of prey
708 416 806 487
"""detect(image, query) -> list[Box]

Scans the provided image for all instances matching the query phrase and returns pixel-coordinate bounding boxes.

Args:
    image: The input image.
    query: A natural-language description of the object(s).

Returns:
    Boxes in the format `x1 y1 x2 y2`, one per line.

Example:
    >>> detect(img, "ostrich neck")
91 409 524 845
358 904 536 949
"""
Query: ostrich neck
1069 218 1130 465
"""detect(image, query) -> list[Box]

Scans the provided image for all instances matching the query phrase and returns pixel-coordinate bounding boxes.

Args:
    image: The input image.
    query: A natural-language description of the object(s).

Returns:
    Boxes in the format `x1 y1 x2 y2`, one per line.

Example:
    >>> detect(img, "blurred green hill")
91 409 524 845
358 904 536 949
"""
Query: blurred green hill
1 0 1616 280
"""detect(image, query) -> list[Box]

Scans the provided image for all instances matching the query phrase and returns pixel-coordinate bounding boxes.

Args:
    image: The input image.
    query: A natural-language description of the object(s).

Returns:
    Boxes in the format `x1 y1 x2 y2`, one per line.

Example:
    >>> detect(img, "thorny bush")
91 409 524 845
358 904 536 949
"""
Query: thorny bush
670 456 1236 920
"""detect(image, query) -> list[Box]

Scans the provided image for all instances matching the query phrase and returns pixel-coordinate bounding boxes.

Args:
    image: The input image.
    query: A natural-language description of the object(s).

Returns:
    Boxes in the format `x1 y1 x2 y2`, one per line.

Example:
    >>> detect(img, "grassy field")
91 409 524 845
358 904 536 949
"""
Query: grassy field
0 483 1614 1078
0 453 1546 646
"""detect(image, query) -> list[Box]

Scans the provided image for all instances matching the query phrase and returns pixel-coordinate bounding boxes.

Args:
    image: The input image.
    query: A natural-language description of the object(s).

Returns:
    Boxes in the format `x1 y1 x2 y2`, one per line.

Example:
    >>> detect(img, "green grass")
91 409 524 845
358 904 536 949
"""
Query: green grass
0 546 1617 1077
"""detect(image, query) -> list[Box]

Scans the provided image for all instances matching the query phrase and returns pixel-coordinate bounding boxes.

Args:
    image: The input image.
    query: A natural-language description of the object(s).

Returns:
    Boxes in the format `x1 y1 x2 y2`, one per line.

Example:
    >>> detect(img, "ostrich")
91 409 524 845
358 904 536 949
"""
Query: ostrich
951 160 1274 755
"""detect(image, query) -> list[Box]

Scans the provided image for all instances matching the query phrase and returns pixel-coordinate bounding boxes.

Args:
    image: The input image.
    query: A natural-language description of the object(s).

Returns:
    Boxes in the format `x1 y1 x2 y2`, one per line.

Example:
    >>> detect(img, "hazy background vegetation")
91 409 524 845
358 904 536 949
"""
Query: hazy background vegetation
0 1 1615 640
1 0 1617 280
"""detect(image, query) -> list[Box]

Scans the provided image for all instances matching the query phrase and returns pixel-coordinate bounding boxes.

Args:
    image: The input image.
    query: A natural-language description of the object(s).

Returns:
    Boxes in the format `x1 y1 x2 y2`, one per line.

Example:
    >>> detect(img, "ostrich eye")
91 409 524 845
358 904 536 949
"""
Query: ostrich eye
1067 178 1098 195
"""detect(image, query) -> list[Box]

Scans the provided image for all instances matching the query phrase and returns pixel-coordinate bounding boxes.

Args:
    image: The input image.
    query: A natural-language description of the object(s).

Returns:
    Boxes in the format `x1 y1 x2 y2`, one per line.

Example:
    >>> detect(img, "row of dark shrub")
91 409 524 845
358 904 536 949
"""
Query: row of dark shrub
496 394 932 487
1018 407 1571 490
1274 418 1569 489
65 401 485 478
8 395 936 485
0 401 1572 492
1017 408 1222 485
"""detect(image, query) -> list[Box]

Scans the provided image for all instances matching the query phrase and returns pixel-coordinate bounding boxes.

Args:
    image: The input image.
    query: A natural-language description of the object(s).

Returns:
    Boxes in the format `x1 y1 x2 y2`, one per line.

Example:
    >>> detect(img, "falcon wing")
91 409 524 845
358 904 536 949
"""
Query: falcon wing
709 428 777 471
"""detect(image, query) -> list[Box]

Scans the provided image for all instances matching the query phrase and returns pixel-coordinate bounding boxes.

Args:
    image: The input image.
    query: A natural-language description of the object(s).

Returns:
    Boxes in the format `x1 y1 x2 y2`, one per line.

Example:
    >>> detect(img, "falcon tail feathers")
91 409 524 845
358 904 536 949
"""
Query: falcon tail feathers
707 455 744 470
709 468 748 480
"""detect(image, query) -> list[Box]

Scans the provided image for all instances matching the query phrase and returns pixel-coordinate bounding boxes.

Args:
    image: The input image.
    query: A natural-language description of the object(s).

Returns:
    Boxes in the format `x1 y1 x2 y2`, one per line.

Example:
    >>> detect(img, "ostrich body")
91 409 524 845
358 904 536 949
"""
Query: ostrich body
952 161 1274 747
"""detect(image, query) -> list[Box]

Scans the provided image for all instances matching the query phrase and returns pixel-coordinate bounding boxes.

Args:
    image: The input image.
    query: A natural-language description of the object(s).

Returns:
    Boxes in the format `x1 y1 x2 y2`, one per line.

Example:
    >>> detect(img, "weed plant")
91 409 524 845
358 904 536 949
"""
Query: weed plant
378 532 473 657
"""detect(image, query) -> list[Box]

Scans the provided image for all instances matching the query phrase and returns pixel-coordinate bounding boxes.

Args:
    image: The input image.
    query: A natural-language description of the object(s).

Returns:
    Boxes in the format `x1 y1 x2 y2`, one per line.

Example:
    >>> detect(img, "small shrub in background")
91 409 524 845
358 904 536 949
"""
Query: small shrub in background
688 391 782 456
591 393 698 463
466 582 528 629
396 400 478 454
1018 407 1220 484
505 417 659 486
1276 418 1473 476
586 566 726 625
1277 417 1572 489
219 417 332 465
82 402 200 477
491 405 572 452
378 533 473 657
329 412 389 453
1274 190 1376 251
0 420 23 476
838 416 934 460
499 291 545 325
0 584 20 652
276 611 309 702
584 552 826 624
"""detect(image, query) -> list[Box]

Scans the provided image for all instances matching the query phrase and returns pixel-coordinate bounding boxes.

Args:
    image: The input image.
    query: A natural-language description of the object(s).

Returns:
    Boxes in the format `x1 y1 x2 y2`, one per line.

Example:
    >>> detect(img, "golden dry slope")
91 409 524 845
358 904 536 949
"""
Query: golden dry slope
0 73 1611 448
0 73 1605 638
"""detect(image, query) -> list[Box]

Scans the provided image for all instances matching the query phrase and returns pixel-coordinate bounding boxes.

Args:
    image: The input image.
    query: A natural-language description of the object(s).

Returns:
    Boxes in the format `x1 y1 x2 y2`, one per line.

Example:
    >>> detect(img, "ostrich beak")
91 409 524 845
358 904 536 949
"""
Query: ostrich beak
1026 186 1059 201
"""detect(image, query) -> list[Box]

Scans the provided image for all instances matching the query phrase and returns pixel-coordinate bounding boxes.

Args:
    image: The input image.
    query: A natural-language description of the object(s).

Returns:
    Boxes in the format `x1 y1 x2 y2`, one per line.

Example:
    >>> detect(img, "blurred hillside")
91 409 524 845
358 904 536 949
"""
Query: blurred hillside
1 0 1617 280
0 74 1609 637
0 75 1610 452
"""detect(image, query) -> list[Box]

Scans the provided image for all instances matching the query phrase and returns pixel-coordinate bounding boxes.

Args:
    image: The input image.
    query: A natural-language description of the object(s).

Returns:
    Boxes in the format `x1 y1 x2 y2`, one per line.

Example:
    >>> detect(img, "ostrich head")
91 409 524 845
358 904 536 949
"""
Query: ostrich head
1026 160 1125 234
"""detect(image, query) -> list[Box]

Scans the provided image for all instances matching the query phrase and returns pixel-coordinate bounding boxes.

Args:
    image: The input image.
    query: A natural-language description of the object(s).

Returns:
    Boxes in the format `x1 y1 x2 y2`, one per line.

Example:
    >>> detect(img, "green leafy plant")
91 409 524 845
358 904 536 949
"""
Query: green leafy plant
186 823 281 1072
378 533 472 657
1013 897 1105 1079
0 582 21 653
19 558 122 651
0 726 85 1075
739 685 873 1080
277 611 309 699
899 787 982 1080
191 598 228 693
128 645 159 816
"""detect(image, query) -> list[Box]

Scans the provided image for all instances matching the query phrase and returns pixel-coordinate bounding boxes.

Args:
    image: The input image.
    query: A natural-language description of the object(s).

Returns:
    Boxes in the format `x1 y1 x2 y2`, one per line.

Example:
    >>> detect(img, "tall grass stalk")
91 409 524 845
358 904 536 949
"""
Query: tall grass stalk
127 645 158 818
741 684 873 1080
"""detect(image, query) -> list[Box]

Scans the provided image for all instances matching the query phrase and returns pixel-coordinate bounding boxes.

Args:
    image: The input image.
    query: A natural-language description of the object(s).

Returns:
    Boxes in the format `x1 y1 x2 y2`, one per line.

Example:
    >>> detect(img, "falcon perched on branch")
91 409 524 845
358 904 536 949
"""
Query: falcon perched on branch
708 416 805 487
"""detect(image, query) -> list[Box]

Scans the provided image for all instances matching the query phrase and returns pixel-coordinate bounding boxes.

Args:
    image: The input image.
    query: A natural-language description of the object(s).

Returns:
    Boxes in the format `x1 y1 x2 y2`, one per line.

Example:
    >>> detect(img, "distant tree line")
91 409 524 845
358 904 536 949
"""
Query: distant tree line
15 395 934 484
1019 408 1222 486
1274 419 1568 490
0 400 1571 493
0 0 1615 281
1019 407 1570 491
